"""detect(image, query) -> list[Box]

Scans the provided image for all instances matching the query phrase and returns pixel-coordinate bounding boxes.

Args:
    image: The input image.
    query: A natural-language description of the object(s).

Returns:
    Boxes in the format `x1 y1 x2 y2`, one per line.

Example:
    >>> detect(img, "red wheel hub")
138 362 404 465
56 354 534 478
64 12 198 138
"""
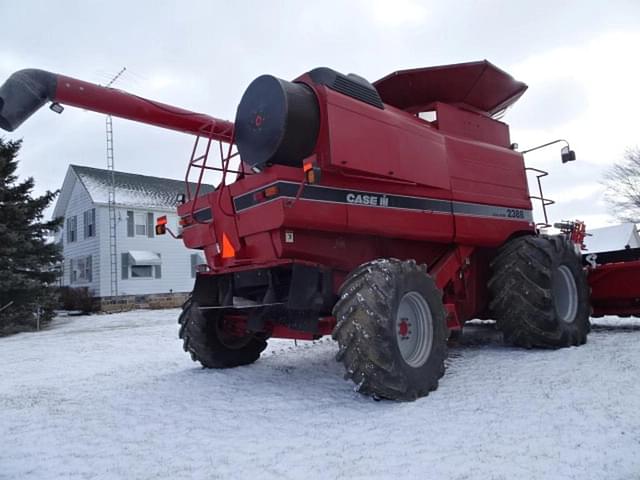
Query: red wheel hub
398 318 410 337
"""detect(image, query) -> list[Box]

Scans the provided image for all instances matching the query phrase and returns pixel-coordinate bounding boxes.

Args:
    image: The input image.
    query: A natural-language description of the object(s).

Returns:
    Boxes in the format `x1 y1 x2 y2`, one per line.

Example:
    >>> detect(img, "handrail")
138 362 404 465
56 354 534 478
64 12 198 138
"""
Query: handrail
525 167 555 228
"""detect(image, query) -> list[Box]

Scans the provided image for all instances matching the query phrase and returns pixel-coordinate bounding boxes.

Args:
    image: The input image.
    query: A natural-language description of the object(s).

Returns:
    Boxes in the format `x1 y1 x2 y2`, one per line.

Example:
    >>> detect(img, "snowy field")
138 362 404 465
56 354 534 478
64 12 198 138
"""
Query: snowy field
1 310 640 480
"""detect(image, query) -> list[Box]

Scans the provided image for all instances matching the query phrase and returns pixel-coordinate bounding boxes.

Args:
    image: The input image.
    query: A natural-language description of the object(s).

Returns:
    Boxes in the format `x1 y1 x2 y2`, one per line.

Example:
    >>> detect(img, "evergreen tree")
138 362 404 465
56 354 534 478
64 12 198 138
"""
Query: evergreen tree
0 138 63 335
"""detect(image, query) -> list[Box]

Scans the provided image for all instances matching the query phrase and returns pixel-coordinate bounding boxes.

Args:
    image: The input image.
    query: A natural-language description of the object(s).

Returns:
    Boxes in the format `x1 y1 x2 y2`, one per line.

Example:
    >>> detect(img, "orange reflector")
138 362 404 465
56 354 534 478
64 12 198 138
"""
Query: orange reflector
157 215 168 226
264 185 279 198
303 161 313 172
221 232 236 259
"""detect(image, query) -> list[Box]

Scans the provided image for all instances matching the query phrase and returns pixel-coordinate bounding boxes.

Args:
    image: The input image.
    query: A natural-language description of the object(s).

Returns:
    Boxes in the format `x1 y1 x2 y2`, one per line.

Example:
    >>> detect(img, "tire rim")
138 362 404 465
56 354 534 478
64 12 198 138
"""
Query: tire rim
395 291 434 368
552 265 578 324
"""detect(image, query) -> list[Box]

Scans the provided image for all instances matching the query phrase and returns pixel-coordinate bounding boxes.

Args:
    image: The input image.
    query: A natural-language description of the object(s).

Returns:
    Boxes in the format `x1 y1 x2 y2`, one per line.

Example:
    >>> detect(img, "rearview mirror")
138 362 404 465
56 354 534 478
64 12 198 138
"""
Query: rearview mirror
561 146 576 163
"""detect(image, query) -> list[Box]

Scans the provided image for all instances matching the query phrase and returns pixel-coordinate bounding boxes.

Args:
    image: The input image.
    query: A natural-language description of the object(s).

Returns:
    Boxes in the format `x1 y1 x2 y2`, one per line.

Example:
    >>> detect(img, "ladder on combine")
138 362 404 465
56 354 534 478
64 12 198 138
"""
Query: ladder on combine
526 166 555 229
185 126 240 202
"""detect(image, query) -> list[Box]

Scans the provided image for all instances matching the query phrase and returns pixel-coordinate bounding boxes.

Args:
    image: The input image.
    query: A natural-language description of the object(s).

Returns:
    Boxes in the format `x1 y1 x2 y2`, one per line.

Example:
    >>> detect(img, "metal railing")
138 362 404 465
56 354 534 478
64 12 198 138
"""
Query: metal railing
525 167 555 229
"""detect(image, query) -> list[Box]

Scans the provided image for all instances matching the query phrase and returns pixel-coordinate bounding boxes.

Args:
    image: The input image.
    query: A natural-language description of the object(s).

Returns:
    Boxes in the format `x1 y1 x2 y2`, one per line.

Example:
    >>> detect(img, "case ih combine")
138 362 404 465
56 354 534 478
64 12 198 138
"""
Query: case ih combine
1 61 638 401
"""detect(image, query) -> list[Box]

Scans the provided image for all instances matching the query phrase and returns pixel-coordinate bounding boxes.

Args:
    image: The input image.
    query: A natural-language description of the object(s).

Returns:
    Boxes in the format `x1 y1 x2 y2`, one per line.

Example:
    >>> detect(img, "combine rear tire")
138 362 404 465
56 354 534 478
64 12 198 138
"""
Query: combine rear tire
332 259 447 401
178 298 267 368
489 235 590 348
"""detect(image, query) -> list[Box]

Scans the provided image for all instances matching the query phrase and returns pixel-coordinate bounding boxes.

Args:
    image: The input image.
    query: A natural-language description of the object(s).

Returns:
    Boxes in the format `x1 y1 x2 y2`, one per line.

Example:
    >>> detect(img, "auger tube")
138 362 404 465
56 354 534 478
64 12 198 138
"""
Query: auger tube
0 69 234 142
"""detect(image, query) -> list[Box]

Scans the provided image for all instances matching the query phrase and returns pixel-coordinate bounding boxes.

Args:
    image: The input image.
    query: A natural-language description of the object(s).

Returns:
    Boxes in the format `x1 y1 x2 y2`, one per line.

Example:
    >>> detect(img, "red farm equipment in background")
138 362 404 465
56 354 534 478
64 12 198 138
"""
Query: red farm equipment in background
1 60 638 401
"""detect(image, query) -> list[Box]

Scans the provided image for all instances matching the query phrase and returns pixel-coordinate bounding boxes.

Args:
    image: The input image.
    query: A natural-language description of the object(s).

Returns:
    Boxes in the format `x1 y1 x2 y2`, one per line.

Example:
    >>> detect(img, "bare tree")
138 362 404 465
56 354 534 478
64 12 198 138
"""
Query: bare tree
603 148 640 223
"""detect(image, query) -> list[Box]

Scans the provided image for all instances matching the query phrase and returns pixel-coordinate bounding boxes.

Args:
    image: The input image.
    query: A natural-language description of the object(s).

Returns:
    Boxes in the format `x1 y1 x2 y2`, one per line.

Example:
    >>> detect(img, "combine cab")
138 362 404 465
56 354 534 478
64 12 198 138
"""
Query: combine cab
1 60 637 401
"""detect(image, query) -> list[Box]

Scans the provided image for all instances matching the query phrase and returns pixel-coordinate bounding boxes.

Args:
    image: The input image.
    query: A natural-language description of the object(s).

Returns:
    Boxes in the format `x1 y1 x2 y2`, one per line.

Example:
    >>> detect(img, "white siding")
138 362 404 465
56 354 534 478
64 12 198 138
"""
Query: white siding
96 205 113 297
54 167 207 298
97 205 201 297
59 180 100 295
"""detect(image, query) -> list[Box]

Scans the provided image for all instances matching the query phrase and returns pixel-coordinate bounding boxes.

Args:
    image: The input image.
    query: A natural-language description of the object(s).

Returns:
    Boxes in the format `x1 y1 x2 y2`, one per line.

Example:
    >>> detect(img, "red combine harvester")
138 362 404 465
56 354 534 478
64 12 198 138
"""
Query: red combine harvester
1 61 638 400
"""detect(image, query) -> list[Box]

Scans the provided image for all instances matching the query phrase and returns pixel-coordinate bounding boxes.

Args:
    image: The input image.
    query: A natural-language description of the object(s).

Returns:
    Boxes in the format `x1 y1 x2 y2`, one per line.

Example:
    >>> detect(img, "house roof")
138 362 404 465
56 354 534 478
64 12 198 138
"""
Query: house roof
52 164 216 219
72 164 214 209
583 223 640 253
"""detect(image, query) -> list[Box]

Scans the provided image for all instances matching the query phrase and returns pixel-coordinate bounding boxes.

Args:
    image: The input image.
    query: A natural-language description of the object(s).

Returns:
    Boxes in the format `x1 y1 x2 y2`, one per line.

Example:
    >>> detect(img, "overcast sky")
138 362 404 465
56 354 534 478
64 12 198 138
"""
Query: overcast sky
2 0 639 228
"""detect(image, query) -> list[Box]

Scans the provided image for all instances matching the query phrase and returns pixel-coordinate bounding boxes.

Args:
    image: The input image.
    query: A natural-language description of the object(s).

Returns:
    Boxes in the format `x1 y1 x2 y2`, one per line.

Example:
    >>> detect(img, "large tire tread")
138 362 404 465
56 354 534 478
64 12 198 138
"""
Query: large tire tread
332 258 446 401
489 235 590 349
178 298 267 369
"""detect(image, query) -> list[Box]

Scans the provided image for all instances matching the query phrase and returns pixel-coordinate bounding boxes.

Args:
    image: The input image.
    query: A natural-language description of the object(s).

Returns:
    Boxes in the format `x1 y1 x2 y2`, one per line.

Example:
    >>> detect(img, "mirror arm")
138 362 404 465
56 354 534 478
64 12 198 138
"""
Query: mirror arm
520 139 570 155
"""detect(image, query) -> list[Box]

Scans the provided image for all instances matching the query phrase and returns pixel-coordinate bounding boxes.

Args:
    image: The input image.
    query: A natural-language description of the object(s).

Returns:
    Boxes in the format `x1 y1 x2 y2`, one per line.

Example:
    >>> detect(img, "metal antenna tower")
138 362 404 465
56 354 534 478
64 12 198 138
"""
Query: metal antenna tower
105 67 126 297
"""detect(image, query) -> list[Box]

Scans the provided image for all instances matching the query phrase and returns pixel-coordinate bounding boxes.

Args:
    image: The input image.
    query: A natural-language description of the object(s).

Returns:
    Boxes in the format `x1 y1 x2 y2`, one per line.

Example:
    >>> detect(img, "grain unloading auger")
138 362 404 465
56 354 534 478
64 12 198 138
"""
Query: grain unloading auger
2 61 638 401
0 68 234 140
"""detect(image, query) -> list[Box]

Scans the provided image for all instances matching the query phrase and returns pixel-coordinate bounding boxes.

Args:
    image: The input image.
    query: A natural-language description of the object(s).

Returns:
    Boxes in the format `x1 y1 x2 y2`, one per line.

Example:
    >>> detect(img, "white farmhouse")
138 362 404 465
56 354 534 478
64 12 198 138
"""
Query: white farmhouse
53 165 212 308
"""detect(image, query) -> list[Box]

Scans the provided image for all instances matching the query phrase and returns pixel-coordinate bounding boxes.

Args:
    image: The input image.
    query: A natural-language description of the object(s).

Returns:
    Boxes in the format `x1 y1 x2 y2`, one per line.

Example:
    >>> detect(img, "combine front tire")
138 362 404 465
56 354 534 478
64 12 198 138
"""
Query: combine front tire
178 298 267 368
332 259 447 401
489 235 590 348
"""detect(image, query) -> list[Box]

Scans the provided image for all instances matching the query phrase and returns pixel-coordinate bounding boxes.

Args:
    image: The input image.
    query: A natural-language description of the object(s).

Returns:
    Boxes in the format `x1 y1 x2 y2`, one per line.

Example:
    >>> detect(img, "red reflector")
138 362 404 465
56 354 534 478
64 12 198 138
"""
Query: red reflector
157 215 168 226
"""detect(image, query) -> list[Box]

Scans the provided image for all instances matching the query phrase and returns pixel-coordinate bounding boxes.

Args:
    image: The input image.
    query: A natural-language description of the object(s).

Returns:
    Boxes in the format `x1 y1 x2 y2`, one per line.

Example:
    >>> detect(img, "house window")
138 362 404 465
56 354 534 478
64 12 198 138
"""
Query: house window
70 256 92 284
135 213 147 236
131 265 153 278
84 208 96 238
66 215 77 243
121 251 162 279
127 211 154 238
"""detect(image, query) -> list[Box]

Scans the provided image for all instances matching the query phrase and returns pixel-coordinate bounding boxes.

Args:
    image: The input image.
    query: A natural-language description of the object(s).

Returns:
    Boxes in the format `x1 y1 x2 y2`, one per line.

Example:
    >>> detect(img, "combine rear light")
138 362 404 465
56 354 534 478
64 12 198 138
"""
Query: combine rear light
153 215 181 239
155 215 168 235
303 161 321 184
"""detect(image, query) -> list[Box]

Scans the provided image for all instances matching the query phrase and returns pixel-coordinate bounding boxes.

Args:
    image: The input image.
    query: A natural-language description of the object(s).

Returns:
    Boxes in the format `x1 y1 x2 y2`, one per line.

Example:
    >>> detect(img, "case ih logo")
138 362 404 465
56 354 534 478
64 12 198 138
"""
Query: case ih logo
346 192 390 207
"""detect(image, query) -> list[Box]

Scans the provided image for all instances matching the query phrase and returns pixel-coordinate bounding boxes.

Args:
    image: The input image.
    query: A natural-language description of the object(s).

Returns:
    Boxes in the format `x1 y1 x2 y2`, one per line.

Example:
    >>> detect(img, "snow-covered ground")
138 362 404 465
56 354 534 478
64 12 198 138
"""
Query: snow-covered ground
1 310 640 480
